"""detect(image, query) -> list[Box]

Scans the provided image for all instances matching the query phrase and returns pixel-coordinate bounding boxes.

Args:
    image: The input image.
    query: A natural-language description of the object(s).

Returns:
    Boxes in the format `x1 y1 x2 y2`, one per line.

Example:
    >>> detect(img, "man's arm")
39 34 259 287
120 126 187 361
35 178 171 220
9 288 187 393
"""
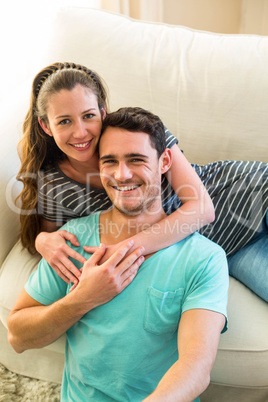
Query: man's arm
7 288 86 353
8 242 144 353
143 309 225 402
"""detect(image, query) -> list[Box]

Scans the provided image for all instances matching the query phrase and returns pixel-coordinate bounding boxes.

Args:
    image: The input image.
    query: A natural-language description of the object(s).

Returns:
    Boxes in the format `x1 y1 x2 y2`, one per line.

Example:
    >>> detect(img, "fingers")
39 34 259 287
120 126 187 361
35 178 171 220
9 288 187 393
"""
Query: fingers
115 246 145 276
120 269 139 291
84 243 107 267
57 257 82 282
83 246 99 254
69 282 79 292
61 231 80 247
65 247 87 265
52 260 81 284
50 244 85 283
52 265 72 284
105 240 135 267
120 254 145 288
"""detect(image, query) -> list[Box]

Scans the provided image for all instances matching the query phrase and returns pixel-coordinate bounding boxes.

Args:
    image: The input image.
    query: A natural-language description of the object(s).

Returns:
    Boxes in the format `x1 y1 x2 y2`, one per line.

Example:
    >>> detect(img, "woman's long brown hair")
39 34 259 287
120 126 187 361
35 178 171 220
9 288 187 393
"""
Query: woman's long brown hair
16 62 108 253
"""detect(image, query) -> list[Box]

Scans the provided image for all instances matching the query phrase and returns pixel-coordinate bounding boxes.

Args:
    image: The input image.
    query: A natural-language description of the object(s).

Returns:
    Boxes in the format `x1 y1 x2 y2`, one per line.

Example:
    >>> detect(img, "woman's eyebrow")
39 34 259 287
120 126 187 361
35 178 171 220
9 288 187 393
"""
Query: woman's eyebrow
55 108 96 119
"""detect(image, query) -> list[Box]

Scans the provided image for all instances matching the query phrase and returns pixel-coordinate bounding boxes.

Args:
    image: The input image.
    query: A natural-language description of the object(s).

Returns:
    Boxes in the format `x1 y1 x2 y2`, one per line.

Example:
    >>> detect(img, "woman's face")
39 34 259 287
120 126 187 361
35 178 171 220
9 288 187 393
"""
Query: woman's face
40 85 105 163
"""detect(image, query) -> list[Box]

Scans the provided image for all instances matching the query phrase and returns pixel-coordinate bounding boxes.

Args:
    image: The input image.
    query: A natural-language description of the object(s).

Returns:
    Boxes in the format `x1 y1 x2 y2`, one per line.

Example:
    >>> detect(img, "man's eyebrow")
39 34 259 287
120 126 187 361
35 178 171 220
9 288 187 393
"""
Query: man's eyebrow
99 153 148 161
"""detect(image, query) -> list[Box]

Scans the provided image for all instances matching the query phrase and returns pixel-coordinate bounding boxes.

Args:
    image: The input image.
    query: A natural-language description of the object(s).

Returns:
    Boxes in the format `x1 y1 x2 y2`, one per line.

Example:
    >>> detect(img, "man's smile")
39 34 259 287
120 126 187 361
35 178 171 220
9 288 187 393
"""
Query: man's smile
112 184 142 192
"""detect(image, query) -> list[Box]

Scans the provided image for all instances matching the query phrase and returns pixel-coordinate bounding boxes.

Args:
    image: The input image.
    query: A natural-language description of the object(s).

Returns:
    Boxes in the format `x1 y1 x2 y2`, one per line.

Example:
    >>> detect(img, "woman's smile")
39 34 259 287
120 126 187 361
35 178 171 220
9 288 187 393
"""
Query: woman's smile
43 85 104 162
69 139 93 150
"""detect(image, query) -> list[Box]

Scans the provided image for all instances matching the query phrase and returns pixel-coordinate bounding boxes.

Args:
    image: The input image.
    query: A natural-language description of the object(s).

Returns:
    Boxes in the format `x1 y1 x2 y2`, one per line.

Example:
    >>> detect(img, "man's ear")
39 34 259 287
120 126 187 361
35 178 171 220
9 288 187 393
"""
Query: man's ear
38 118 52 137
160 148 172 174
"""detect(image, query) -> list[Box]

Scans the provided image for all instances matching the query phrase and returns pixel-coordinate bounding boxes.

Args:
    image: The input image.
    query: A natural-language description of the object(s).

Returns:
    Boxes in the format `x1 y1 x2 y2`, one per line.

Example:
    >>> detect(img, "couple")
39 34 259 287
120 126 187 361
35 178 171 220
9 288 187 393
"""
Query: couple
17 62 268 301
8 106 228 401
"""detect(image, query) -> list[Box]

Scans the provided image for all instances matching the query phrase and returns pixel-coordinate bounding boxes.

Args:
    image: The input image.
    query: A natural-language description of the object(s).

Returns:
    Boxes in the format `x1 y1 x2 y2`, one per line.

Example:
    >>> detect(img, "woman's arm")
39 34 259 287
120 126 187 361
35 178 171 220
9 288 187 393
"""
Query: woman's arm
135 145 214 252
38 145 214 276
86 145 214 260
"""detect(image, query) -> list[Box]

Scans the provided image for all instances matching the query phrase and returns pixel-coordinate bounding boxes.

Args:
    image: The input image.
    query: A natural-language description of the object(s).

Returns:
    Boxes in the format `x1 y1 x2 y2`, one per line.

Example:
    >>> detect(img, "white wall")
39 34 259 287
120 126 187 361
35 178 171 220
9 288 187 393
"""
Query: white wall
162 0 268 35
0 0 101 104
162 0 243 34
1 0 267 106
240 0 268 34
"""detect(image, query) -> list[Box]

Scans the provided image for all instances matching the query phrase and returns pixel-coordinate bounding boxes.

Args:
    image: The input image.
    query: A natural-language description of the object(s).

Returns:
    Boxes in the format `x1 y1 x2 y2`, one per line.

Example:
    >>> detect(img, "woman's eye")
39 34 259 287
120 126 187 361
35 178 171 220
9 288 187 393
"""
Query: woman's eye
84 113 94 119
59 119 70 125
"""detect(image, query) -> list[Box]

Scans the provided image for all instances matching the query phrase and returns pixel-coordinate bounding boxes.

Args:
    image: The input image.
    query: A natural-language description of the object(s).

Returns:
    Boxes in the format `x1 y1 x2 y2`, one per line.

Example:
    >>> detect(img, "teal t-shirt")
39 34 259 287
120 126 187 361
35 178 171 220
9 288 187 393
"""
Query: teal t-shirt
25 212 228 401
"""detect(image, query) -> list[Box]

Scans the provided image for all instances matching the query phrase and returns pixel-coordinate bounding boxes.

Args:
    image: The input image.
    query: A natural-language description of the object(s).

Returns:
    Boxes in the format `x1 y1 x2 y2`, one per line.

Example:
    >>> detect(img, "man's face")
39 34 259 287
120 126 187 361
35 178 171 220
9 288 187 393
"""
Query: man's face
99 127 164 215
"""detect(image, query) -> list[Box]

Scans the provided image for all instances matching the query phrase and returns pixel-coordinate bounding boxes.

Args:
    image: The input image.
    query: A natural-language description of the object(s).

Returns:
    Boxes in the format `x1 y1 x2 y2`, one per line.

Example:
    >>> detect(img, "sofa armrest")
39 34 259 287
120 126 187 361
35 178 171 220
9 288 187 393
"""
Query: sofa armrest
0 85 33 266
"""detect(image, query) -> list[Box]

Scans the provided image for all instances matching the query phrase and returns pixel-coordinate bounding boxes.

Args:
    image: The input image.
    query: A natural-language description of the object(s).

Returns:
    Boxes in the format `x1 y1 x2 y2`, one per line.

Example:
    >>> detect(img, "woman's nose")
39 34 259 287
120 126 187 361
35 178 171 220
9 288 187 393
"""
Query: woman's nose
73 121 87 139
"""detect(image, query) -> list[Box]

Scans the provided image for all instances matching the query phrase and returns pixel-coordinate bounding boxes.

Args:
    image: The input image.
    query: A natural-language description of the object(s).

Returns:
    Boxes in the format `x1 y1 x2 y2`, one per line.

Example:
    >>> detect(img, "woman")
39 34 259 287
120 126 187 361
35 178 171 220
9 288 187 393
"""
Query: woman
17 62 268 300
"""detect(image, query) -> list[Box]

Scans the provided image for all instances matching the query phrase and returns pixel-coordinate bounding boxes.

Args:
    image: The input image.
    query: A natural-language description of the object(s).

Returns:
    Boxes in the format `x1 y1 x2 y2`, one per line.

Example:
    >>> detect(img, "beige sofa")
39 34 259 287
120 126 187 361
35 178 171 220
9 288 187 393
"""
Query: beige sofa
0 7 267 401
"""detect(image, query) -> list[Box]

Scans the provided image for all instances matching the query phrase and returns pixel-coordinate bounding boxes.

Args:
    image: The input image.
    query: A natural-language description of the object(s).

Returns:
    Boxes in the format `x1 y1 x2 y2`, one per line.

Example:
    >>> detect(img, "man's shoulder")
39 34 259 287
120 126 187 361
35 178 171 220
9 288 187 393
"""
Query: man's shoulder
175 232 225 254
188 232 226 254
170 231 226 261
61 211 101 232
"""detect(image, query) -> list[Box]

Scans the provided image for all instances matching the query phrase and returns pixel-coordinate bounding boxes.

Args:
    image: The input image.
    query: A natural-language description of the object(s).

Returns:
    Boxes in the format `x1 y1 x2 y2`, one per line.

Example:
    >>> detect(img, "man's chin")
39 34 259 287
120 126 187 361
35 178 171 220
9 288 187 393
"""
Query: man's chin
113 203 144 216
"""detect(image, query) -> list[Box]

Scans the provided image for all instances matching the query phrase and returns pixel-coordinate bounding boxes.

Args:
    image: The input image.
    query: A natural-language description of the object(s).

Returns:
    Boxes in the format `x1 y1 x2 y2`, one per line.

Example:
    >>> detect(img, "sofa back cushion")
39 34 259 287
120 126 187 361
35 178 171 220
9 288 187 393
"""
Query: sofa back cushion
47 7 268 164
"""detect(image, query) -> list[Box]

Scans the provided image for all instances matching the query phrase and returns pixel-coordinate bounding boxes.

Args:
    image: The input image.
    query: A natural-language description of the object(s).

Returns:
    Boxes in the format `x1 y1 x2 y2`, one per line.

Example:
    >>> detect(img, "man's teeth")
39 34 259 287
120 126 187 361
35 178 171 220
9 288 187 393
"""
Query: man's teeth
73 142 90 148
116 185 139 191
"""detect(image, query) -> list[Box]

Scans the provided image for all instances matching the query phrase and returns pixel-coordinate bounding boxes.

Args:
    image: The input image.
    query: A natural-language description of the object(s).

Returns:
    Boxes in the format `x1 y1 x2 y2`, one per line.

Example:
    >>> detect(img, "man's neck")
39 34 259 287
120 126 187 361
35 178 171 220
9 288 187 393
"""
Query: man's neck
99 206 166 245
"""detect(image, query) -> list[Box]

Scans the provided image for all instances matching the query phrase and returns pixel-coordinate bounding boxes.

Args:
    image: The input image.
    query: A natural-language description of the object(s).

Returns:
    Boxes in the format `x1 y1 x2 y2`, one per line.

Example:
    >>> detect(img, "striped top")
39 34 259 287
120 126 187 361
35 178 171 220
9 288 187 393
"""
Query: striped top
195 160 268 256
38 129 268 257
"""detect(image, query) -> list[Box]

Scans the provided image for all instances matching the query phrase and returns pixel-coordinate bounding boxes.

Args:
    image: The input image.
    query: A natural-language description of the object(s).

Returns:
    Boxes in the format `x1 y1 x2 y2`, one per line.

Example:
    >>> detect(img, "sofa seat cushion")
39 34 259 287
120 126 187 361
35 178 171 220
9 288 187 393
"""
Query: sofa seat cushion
0 240 41 325
214 277 268 387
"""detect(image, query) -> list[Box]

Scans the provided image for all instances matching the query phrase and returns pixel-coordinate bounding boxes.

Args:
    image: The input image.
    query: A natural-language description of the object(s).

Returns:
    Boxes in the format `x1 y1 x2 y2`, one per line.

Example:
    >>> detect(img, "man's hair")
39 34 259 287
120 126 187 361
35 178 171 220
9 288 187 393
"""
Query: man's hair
100 107 166 157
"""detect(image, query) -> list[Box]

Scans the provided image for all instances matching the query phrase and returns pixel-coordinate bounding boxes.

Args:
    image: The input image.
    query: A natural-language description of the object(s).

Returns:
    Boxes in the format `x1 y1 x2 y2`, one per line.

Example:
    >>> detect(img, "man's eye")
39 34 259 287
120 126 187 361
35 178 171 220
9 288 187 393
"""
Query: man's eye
131 158 144 163
102 160 116 165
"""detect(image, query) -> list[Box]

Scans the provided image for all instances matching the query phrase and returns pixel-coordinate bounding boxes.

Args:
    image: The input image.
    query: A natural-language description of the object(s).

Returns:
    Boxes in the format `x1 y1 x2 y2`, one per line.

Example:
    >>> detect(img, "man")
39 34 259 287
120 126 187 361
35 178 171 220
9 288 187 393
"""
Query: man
8 107 228 401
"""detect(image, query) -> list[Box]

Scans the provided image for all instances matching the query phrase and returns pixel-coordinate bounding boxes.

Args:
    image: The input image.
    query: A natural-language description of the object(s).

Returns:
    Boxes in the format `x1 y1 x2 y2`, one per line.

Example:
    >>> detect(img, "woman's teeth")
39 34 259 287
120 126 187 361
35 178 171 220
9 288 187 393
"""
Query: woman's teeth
73 141 90 148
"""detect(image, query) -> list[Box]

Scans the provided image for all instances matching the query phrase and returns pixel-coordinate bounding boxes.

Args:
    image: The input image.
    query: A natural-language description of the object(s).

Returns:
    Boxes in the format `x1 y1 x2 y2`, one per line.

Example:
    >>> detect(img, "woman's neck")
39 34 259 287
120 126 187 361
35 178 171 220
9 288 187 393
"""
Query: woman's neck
58 152 103 188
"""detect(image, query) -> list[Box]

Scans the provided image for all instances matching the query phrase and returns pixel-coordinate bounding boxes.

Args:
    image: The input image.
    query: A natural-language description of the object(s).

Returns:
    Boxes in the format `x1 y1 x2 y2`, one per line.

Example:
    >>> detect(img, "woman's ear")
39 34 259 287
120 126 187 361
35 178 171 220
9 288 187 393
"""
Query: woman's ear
101 107 107 120
38 118 52 136
160 148 172 174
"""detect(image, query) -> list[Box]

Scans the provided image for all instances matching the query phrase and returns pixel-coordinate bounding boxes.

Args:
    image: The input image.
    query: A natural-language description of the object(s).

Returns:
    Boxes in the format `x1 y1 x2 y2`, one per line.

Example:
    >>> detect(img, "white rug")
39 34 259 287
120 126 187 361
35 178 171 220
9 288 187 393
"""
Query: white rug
0 363 61 401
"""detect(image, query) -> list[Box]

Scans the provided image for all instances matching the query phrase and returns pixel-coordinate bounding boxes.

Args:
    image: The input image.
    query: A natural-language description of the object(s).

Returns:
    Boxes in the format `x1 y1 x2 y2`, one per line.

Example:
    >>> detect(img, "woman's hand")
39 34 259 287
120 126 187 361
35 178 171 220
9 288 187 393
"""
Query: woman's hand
74 241 145 309
35 230 87 284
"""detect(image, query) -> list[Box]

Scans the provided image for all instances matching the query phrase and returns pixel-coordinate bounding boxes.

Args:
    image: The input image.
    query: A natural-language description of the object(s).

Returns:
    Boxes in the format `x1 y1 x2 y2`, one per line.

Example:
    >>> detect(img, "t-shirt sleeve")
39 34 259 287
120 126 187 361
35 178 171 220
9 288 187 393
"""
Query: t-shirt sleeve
164 125 178 149
182 246 229 333
25 258 68 305
24 214 99 305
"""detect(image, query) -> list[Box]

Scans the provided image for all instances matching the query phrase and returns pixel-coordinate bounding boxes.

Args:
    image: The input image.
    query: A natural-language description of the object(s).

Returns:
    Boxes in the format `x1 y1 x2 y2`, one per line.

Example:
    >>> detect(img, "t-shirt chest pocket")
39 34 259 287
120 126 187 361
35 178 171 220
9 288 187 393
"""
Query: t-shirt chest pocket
144 287 184 335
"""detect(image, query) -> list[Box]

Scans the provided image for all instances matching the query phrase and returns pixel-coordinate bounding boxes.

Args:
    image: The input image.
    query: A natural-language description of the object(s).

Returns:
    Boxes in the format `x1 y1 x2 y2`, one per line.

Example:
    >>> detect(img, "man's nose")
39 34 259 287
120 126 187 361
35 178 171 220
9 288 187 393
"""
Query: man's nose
114 162 132 181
